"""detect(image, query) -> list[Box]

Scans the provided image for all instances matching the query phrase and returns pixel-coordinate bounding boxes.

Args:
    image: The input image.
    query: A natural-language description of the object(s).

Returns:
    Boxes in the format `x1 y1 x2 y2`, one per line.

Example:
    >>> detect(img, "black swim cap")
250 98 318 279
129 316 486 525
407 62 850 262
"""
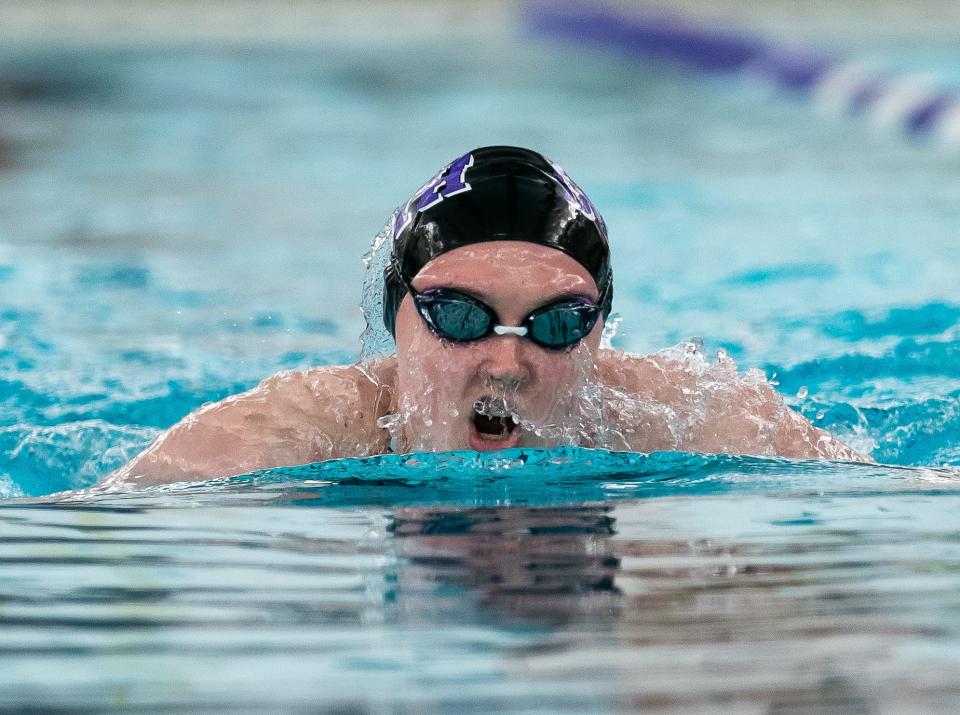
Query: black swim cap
382 146 613 337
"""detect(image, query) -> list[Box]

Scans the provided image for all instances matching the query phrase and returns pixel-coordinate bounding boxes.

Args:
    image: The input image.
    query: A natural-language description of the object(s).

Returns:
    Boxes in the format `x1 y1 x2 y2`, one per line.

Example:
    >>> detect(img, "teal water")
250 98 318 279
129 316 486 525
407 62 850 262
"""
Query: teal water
1 13 960 713
5 450 960 712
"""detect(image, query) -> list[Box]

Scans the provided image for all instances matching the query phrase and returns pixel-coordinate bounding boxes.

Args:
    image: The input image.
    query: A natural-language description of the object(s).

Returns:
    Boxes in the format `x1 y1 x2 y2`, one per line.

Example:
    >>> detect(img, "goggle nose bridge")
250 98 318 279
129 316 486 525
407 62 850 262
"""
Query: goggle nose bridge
493 325 529 337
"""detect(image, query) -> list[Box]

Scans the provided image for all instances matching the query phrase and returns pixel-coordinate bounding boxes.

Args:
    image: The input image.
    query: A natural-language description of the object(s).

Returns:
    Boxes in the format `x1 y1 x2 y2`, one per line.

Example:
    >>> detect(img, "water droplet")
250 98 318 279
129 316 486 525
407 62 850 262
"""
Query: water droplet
376 413 399 430
600 313 622 349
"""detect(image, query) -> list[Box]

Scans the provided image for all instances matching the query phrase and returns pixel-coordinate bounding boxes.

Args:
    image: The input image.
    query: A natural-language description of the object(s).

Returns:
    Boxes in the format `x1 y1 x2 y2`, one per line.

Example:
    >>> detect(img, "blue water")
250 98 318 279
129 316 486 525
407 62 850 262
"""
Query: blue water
1 7 960 712
6 450 960 712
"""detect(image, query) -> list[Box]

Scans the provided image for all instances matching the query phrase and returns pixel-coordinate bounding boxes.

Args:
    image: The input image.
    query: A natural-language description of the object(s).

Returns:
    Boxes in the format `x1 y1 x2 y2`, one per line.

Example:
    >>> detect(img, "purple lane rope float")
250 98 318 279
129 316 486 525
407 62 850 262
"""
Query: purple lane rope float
526 4 960 149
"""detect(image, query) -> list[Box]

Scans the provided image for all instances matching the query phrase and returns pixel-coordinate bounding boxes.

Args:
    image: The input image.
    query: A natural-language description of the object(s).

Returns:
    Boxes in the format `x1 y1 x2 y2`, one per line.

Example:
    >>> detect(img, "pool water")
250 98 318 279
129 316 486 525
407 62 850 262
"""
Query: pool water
1 4 959 711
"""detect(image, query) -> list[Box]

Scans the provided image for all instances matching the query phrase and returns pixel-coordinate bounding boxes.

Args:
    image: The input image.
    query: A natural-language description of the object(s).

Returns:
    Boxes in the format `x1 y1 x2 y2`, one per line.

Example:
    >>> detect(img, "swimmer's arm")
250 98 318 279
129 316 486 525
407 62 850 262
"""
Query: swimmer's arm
101 364 392 487
690 373 872 462
598 349 872 462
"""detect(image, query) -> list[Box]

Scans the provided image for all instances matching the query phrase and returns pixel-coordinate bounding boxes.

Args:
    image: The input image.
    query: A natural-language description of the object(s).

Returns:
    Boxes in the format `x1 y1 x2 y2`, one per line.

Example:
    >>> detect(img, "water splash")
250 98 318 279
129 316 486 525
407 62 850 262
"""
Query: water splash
358 214 399 364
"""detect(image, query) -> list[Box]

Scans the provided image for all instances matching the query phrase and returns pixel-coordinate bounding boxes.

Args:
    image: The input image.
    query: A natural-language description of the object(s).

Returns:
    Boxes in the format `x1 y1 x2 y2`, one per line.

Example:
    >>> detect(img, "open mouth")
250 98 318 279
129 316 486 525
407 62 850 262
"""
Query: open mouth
472 410 519 438
469 398 522 449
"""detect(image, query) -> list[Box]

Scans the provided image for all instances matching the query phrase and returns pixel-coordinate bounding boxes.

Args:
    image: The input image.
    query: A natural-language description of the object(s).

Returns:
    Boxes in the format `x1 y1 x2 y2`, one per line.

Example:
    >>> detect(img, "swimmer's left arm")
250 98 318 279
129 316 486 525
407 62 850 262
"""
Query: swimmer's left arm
597 349 872 463
693 372 872 462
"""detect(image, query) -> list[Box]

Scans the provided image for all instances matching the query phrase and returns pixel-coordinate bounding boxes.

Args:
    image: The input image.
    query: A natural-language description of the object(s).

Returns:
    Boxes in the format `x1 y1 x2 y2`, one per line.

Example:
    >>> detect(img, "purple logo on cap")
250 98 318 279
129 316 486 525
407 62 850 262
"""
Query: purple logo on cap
416 153 474 211
548 159 598 222
393 153 474 237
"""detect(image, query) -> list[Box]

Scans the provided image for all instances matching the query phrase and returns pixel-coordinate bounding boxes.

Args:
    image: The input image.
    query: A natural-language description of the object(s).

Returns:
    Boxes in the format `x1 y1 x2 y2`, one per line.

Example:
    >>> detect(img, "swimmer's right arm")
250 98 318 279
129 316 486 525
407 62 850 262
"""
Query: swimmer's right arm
100 363 394 488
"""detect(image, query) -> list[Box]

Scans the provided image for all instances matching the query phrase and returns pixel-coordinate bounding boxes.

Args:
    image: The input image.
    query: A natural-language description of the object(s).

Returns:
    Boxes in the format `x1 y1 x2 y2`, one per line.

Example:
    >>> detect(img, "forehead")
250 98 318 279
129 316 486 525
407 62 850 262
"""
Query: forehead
412 241 598 298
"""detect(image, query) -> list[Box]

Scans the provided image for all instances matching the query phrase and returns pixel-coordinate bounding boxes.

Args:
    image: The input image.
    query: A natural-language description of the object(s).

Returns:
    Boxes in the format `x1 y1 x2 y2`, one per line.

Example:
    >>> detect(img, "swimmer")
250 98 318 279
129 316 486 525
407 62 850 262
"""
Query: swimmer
106 146 868 486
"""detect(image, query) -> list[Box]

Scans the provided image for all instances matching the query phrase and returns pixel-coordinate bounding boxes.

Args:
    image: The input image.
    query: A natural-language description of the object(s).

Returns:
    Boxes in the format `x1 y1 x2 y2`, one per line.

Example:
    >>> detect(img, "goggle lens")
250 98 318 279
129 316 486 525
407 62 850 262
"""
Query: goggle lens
422 294 492 342
528 301 597 348
414 290 600 349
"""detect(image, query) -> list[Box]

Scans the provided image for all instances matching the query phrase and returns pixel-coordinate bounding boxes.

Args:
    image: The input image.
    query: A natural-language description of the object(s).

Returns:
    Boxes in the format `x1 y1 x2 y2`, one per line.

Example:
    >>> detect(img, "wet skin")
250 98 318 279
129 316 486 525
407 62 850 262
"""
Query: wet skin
104 243 869 487
393 242 603 452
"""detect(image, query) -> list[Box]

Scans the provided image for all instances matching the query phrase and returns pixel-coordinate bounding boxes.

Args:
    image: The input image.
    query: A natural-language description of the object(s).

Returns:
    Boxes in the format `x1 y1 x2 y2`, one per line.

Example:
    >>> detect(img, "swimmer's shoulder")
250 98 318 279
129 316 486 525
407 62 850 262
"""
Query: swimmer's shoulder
104 359 397 488
596 347 871 462
253 358 396 445
596 347 693 402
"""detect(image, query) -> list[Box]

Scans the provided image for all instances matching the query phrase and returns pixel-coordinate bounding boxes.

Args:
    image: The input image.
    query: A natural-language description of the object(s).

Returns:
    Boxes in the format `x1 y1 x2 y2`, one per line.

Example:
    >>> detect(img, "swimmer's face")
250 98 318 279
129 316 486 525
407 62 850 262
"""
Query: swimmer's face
393 241 604 452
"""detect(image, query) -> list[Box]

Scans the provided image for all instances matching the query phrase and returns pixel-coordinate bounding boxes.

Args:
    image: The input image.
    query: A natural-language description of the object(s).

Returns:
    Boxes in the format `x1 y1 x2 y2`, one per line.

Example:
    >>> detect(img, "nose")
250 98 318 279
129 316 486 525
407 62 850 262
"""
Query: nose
478 334 530 389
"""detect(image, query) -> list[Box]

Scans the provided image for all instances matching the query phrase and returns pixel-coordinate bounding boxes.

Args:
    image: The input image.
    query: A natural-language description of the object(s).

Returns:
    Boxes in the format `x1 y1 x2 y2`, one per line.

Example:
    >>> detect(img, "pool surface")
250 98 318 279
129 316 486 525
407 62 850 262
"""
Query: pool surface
1 2 959 711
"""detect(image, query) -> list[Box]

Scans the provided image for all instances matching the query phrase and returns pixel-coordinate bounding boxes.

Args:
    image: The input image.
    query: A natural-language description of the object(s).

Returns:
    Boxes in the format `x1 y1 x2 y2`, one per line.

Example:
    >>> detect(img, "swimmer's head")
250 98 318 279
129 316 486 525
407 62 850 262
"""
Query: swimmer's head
382 146 613 337
381 147 614 453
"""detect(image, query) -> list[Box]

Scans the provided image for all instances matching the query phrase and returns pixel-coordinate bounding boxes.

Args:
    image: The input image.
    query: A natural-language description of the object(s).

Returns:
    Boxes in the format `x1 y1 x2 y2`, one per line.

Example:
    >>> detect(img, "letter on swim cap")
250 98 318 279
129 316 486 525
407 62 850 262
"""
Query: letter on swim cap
548 159 597 222
392 153 476 238
415 152 474 212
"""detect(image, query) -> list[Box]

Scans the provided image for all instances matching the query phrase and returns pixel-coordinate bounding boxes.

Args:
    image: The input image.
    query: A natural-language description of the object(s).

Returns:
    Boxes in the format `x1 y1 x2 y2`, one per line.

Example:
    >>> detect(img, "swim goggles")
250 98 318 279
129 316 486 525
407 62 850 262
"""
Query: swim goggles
409 286 603 350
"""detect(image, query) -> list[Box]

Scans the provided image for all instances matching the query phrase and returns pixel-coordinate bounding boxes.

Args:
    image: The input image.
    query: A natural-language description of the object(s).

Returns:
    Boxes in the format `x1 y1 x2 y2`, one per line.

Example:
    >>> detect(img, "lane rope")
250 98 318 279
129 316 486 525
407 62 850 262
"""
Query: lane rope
526 4 960 149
